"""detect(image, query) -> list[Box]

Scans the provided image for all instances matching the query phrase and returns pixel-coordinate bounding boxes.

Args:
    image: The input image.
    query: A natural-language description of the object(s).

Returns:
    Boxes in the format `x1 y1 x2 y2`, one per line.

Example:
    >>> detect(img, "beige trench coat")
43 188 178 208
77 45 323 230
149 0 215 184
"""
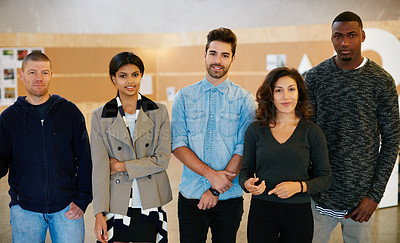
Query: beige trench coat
91 96 172 216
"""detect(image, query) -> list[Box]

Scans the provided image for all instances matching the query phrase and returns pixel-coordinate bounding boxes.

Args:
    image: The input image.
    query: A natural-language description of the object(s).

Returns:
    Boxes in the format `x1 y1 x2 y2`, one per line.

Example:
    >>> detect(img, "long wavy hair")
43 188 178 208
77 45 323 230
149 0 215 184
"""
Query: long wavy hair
255 67 312 127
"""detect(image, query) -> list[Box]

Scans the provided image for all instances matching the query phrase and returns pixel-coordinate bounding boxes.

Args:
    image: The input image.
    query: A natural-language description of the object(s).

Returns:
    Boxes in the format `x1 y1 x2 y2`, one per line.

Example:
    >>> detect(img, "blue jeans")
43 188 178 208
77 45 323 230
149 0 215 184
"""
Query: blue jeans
10 204 85 243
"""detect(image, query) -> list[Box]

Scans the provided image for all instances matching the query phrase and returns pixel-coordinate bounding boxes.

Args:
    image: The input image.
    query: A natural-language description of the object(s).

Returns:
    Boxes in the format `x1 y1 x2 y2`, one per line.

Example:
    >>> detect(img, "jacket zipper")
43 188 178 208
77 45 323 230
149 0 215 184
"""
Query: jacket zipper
41 119 49 213
30 98 55 213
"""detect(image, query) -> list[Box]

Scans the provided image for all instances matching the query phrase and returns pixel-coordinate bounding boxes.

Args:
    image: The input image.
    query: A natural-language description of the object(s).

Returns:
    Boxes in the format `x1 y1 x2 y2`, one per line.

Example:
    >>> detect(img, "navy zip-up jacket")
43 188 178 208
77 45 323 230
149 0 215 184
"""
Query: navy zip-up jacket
0 95 92 213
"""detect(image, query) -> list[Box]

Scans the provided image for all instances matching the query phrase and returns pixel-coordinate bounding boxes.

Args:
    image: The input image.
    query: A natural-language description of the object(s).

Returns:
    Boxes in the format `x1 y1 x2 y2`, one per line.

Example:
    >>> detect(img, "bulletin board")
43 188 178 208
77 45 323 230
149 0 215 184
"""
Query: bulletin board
0 47 44 106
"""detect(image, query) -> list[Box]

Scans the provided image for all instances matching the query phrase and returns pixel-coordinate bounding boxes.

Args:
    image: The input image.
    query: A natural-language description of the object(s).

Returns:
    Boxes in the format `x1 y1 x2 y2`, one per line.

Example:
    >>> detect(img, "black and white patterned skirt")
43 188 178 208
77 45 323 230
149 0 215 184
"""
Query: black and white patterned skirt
98 190 168 242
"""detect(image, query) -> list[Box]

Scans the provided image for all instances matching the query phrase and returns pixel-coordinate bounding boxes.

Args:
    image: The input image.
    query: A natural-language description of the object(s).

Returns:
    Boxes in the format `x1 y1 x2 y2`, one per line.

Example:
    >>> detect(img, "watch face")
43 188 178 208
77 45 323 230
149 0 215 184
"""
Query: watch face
210 188 220 196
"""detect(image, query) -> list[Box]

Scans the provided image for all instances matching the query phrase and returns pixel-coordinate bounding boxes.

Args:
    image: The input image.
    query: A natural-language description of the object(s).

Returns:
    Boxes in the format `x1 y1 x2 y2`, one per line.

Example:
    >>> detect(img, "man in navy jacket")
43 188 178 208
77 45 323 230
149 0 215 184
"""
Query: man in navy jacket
0 52 92 242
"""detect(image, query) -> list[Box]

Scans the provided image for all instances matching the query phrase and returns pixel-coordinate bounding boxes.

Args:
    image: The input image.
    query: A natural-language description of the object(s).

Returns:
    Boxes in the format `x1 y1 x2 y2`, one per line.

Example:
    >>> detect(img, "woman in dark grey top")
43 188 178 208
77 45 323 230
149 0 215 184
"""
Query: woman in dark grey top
239 67 331 243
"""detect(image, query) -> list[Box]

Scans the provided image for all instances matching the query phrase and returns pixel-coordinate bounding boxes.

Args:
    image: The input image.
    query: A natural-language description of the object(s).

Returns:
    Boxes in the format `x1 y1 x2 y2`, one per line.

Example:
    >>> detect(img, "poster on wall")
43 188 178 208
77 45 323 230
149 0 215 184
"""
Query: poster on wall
0 47 44 106
266 54 286 71
1 49 15 65
139 74 153 95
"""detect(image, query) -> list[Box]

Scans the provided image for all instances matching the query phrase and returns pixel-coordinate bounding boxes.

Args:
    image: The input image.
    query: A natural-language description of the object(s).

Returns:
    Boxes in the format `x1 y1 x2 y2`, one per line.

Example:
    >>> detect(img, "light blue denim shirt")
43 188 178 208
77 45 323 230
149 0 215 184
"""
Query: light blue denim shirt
171 77 256 200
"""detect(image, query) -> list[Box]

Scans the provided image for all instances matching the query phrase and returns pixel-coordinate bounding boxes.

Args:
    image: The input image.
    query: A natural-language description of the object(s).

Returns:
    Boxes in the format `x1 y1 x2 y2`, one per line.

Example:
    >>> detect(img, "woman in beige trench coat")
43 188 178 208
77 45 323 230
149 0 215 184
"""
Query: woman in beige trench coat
91 52 172 243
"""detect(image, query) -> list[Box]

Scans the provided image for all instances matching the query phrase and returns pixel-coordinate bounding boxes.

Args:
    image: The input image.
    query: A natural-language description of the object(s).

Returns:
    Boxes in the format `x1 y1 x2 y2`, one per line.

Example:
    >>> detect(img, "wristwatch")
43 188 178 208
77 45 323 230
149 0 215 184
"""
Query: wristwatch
209 188 220 196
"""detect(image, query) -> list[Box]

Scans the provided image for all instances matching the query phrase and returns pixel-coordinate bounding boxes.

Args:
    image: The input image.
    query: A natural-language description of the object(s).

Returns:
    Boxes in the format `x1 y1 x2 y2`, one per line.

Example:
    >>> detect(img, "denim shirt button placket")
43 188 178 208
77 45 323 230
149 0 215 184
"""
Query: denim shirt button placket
205 91 216 166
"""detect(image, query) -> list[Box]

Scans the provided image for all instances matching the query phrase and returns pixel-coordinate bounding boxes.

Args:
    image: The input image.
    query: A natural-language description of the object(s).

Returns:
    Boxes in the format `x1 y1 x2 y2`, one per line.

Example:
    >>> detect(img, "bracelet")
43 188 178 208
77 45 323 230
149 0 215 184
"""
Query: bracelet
209 188 220 196
299 181 303 193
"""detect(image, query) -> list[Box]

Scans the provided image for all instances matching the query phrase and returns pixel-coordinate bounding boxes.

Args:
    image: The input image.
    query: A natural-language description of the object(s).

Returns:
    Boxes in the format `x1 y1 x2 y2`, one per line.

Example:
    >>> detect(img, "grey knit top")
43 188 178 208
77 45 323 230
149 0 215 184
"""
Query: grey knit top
305 57 400 210
239 119 332 204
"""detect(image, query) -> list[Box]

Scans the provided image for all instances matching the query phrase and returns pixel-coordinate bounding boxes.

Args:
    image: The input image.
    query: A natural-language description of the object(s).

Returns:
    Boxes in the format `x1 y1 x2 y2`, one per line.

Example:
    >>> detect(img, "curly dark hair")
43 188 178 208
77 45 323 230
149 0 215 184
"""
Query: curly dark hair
205 27 237 57
255 67 312 127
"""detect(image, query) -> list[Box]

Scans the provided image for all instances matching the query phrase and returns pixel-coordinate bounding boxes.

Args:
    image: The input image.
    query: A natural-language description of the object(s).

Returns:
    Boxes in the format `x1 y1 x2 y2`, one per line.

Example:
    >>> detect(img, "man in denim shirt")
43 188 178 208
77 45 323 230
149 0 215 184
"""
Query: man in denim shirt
171 27 256 243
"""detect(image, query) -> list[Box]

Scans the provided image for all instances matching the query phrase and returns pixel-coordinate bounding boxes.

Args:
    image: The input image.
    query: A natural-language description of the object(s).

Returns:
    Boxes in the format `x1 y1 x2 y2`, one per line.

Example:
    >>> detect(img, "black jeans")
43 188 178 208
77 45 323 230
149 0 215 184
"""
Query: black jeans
247 198 313 243
178 192 243 243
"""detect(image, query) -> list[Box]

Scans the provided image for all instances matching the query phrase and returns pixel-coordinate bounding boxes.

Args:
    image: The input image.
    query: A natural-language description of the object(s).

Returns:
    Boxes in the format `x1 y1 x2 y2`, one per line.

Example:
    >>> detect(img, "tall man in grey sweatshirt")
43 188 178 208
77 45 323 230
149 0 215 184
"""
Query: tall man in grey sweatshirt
305 11 400 243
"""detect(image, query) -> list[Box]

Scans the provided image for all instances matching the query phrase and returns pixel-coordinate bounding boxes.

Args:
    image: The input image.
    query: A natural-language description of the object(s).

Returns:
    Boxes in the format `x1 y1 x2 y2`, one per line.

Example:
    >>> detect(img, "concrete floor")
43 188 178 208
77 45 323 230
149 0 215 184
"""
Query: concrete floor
0 155 399 243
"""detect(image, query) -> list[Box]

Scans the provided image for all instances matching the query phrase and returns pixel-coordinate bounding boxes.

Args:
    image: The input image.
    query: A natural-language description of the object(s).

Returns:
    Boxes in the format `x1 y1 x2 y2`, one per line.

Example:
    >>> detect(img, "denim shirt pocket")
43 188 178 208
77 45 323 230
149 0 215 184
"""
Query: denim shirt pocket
185 110 205 136
218 111 240 137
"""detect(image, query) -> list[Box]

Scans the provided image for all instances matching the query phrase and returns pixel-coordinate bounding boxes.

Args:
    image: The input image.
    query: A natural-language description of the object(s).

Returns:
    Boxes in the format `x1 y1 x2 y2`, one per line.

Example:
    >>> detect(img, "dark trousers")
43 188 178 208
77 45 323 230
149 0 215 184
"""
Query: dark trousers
247 198 313 243
178 192 243 243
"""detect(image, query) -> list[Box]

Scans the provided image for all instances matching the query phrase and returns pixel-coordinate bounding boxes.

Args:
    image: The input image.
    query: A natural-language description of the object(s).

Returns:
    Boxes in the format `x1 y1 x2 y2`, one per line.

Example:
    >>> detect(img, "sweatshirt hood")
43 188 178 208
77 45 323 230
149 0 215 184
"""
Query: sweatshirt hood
14 94 66 107
14 94 67 133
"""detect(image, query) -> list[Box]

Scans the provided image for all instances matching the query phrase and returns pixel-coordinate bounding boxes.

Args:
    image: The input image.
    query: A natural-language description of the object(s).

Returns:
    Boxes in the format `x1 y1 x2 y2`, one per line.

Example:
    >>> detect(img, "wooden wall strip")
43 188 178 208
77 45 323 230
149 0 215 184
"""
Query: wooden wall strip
1 20 398 48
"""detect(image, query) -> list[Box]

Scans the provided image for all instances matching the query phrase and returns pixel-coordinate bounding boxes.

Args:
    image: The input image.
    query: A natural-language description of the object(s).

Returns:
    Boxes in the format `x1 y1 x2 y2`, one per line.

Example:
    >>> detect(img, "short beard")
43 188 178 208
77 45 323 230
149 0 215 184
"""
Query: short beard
206 65 229 79
340 56 352 62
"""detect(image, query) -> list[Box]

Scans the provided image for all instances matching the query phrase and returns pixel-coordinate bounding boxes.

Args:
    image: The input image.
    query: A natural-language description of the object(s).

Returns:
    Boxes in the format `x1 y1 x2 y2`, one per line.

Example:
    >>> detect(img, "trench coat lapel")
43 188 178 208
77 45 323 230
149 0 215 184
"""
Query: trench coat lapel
132 108 154 143
106 113 133 148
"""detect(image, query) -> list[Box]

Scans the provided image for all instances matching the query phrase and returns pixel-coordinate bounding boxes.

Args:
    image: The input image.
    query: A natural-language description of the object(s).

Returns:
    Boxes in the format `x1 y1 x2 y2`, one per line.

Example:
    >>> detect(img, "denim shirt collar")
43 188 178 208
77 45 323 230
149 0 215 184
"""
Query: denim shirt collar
199 77 235 102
